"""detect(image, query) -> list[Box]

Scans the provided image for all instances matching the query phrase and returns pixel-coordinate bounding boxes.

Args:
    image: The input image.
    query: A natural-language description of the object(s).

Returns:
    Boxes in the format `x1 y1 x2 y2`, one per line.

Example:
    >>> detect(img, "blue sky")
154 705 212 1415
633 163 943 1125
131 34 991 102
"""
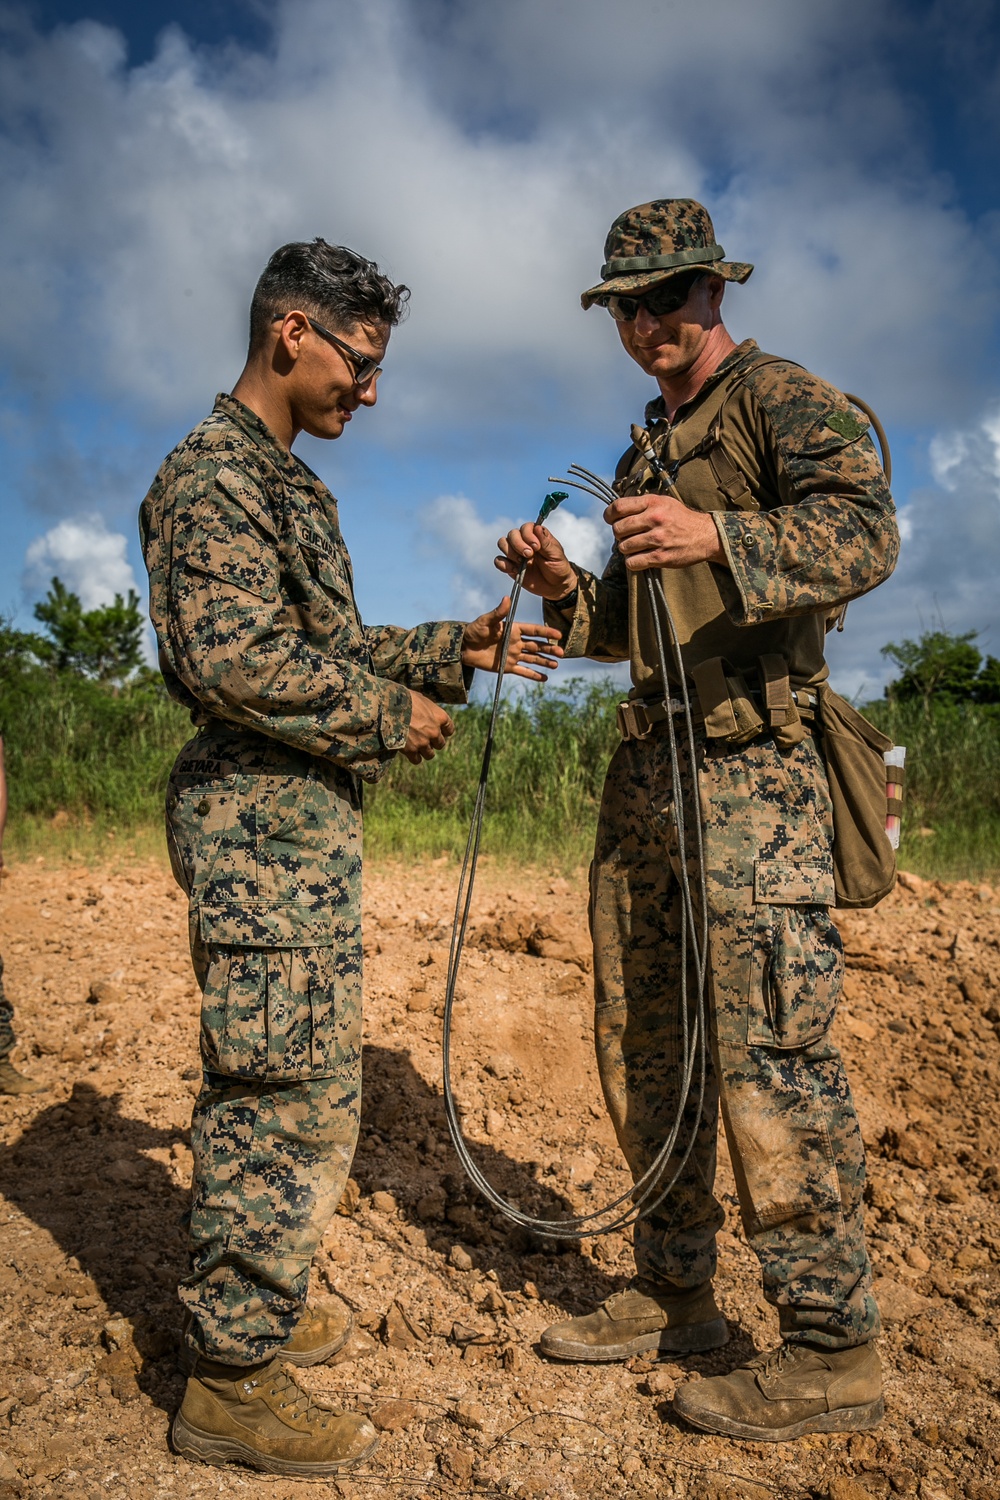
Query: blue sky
1 0 999 697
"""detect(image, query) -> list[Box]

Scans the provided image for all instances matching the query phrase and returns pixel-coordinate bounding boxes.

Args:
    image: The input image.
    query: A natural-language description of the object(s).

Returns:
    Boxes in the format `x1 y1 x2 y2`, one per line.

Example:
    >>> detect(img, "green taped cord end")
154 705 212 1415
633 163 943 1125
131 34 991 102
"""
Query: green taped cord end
536 490 568 526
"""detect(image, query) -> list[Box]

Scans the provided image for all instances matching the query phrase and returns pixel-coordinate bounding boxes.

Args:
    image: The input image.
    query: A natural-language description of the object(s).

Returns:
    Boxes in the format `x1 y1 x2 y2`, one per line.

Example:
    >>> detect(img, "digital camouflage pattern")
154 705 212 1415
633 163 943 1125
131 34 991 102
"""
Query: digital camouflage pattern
0 953 14 1062
140 393 469 780
581 198 754 308
547 341 899 705
592 724 879 1349
140 395 471 1365
544 332 896 1350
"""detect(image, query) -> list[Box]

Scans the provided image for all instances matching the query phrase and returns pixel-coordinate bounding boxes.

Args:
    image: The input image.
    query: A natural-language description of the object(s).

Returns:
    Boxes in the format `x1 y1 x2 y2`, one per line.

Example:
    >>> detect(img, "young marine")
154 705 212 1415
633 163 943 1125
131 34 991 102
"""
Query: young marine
140 239 561 1477
497 199 898 1442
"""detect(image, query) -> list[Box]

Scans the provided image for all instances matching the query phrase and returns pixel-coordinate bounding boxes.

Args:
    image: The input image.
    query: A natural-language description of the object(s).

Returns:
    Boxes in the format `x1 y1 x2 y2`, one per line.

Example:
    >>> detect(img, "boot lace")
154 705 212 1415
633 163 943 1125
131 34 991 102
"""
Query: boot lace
267 1366 342 1429
749 1343 796 1378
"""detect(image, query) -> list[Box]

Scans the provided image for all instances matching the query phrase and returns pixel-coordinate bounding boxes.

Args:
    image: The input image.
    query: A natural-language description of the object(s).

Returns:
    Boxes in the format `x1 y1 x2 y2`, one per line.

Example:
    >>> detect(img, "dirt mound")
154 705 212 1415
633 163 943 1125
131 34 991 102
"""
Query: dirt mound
0 857 998 1498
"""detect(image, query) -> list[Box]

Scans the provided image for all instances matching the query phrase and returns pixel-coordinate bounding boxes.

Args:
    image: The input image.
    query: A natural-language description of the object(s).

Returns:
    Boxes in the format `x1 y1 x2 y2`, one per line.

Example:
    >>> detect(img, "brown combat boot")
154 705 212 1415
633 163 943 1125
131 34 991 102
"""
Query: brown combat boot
540 1279 728 1362
0 1061 46 1096
672 1340 883 1441
172 1355 379 1475
179 1297 354 1377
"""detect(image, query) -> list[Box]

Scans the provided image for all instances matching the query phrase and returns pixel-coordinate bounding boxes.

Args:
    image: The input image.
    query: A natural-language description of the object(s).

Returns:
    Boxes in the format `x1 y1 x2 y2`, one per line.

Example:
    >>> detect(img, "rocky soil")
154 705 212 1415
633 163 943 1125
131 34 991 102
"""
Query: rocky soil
0 854 998 1500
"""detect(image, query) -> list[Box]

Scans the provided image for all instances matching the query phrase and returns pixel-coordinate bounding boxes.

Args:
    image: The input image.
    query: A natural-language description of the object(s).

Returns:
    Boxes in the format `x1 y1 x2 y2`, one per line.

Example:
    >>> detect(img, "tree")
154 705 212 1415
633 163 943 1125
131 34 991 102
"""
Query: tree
973 655 1000 705
881 629 983 708
32 577 144 683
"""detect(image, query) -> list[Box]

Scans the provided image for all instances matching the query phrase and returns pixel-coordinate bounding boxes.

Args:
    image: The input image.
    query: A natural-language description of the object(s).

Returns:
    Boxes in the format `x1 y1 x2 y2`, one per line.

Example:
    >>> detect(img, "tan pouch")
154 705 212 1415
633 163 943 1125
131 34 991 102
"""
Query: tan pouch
690 657 765 746
816 684 896 908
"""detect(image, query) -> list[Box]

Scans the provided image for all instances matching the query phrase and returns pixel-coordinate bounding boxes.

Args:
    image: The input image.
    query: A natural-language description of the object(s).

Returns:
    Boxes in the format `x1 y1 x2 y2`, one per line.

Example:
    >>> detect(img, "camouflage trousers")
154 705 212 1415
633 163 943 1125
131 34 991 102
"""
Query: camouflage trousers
166 723 363 1367
0 953 15 1062
591 722 879 1349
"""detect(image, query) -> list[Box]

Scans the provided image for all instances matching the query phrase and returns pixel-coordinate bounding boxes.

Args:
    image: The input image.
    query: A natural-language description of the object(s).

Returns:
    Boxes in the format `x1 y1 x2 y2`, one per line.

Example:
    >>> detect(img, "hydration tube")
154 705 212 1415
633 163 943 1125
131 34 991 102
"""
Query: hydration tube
441 456 712 1239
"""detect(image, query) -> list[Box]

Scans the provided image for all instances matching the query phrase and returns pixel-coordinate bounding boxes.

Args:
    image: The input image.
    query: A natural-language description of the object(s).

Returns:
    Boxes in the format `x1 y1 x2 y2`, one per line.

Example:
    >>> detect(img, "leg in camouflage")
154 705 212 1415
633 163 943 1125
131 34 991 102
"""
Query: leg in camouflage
167 725 364 1366
590 736 724 1291
0 953 14 1063
0 951 45 1095
589 724 878 1349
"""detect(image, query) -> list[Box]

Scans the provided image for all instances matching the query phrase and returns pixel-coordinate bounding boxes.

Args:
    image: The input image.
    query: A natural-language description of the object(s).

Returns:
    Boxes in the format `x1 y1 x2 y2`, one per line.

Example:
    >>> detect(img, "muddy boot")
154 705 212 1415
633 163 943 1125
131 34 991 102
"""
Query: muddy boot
179 1297 354 1377
172 1355 379 1475
673 1340 883 1441
0 1061 46 1096
540 1279 728 1362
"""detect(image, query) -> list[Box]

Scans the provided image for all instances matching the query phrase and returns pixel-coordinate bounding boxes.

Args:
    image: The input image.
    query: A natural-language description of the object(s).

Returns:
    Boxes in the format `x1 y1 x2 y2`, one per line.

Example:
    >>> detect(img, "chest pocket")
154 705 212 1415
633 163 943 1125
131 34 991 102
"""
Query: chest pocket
296 526 355 604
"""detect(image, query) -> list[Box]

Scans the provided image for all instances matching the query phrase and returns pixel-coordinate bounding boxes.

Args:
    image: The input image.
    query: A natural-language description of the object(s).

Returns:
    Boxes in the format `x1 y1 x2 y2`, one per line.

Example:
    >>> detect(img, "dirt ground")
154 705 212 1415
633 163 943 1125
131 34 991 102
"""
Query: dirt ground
0 852 999 1500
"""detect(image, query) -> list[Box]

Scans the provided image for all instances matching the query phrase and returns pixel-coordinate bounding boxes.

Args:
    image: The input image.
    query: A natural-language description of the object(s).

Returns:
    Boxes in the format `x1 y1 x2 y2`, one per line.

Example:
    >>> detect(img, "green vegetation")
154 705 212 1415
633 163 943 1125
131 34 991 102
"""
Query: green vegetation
9 576 146 683
1 600 997 880
881 629 1000 708
365 679 622 867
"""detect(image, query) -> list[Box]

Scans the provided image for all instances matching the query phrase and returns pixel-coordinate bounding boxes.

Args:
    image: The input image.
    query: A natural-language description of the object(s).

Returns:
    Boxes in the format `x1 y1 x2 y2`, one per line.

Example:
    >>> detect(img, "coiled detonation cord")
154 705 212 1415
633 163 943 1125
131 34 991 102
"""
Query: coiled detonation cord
442 452 711 1240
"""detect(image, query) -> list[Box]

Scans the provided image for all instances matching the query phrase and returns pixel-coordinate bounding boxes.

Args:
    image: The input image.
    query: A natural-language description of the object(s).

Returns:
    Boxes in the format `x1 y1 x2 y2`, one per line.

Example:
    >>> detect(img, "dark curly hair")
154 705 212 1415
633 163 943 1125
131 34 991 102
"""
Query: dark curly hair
248 238 410 352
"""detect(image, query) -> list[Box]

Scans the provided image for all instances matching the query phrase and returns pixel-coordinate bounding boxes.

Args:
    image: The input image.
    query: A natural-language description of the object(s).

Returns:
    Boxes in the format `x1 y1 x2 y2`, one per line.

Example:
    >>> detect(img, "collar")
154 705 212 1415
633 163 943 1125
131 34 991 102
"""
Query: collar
642 338 760 429
212 392 317 485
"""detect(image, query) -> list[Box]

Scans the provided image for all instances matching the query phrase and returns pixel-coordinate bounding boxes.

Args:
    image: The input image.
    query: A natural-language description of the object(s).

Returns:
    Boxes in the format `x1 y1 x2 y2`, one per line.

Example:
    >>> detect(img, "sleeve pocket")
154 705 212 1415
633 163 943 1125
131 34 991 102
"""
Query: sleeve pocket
748 858 843 1049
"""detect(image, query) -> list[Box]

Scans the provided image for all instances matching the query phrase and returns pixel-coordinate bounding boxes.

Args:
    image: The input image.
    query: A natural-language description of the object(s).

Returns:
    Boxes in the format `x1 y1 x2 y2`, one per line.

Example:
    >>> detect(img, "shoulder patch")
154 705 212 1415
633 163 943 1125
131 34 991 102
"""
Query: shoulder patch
826 409 869 442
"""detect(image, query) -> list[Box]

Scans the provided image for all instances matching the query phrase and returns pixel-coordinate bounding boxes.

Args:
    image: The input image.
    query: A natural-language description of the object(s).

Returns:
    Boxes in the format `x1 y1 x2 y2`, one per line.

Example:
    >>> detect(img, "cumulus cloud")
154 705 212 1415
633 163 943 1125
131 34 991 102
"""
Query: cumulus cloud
1 0 998 688
23 516 140 612
0 0 996 435
826 407 1000 696
424 493 608 617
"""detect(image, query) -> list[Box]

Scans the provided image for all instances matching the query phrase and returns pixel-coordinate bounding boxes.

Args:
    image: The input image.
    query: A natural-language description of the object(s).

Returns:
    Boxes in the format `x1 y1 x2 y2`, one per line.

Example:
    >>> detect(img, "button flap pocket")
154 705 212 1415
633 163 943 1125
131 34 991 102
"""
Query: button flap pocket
754 859 835 907
198 901 338 948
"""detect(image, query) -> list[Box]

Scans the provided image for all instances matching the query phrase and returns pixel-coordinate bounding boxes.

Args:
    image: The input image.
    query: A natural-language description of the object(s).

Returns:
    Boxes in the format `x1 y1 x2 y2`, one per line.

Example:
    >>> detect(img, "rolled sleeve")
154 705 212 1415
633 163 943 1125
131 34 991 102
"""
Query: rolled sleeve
712 408 899 627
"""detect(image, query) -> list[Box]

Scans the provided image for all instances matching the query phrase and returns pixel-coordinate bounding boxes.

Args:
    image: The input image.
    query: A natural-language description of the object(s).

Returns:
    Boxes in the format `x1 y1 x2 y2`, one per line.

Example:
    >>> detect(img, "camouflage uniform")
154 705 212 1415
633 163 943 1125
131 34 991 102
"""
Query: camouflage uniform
0 953 14 1063
140 393 470 1365
546 338 898 1349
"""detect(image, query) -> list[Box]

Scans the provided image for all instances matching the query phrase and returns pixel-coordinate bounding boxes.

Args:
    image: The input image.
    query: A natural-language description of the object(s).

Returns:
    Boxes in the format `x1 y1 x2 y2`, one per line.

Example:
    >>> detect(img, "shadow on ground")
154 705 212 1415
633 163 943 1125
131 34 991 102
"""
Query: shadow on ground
0 1040 689 1416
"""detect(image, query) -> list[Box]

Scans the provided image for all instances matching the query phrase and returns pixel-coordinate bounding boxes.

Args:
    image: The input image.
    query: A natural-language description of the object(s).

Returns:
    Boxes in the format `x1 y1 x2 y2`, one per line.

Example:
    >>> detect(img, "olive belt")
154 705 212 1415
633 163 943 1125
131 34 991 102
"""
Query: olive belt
617 688 818 743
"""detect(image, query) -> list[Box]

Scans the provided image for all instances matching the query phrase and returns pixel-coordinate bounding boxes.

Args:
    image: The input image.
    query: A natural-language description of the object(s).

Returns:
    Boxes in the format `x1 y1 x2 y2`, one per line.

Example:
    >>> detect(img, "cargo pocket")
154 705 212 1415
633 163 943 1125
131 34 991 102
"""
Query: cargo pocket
747 859 843 1049
196 901 353 1081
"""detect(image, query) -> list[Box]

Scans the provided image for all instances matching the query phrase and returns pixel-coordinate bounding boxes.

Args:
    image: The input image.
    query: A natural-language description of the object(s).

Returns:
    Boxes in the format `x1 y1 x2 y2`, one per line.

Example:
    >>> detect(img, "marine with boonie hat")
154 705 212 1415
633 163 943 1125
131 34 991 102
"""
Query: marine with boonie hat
579 197 753 307
496 196 899 1443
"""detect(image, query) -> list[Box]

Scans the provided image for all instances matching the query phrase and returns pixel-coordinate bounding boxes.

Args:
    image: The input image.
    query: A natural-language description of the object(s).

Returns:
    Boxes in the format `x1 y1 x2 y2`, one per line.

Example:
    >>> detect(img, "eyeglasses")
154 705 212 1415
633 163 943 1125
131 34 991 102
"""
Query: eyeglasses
602 274 704 324
306 317 383 386
274 313 383 386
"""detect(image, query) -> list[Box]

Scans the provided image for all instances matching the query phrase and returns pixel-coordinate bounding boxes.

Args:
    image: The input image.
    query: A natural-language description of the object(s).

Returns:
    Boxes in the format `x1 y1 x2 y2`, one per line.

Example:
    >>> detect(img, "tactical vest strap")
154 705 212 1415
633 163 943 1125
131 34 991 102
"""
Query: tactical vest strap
616 352 794 506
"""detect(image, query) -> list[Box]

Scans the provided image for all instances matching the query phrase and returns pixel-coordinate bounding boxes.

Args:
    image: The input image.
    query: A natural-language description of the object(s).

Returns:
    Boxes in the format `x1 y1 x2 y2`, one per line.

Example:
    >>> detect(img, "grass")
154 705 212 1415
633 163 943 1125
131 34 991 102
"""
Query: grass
2 663 998 882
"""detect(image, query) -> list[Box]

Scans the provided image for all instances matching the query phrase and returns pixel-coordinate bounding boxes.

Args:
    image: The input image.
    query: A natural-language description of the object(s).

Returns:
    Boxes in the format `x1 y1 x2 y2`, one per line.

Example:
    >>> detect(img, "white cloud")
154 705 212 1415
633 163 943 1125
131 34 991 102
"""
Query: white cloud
826 410 1000 697
0 0 995 437
423 492 608 616
0 0 998 692
23 516 140 611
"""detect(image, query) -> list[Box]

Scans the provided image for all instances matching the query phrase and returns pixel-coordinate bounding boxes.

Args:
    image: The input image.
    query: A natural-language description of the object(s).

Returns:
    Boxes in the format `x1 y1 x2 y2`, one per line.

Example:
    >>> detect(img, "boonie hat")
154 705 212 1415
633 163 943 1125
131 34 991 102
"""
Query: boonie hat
581 198 753 310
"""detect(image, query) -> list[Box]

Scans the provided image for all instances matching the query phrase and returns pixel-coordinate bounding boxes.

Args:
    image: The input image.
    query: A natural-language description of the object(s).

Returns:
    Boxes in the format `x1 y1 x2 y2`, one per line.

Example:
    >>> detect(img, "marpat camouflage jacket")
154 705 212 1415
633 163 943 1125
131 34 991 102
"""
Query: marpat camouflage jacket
545 340 900 696
140 393 469 781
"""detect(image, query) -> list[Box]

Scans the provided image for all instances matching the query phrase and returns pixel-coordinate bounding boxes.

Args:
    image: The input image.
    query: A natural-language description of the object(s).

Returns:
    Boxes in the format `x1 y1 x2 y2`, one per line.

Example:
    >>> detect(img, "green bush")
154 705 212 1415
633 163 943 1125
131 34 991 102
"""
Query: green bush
0 663 191 828
365 678 623 867
1 656 998 881
865 697 1000 879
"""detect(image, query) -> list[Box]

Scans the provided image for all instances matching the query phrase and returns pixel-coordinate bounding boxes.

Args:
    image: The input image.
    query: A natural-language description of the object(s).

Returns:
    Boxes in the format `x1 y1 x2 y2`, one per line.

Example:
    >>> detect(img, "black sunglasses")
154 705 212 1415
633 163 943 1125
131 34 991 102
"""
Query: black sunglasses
603 273 705 324
307 317 383 386
274 314 383 386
